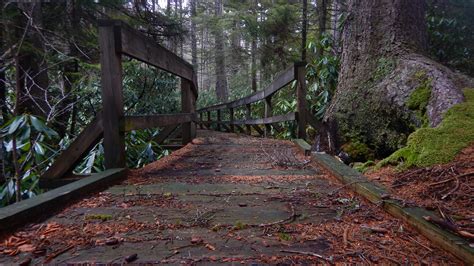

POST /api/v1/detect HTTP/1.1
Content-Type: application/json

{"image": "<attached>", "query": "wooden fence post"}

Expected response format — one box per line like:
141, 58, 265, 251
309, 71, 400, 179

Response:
264, 96, 272, 137
245, 104, 252, 135
216, 109, 222, 131
181, 78, 195, 144
199, 112, 203, 129
295, 62, 307, 139
229, 108, 234, 133
207, 111, 211, 129
99, 22, 125, 169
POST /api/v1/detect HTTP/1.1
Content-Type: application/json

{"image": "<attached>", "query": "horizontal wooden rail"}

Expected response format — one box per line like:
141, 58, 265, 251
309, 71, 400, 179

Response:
124, 113, 196, 131
200, 112, 297, 126
98, 20, 197, 97
197, 64, 296, 113
42, 114, 104, 180
233, 112, 297, 125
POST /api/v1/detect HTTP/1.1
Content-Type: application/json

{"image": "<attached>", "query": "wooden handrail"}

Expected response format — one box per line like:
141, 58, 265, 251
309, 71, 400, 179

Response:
196, 62, 308, 139
200, 112, 297, 125
197, 63, 297, 113
124, 113, 196, 131
98, 20, 198, 97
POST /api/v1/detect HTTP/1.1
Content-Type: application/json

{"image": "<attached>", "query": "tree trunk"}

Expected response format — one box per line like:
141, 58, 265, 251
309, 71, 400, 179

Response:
0, 5, 7, 121
213, 0, 228, 102
55, 1, 80, 137
322, 0, 467, 160
190, 0, 198, 72
251, 38, 257, 92
316, 0, 327, 59
250, 2, 258, 92
301, 0, 307, 61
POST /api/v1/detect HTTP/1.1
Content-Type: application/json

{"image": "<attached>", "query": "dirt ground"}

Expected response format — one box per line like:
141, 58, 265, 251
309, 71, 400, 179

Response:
0, 130, 463, 264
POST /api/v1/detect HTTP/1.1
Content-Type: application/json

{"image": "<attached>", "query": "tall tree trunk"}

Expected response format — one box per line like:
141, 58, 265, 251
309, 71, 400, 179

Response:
250, 1, 258, 92
322, 0, 467, 159
179, 0, 183, 57
0, 22, 7, 120
55, 0, 80, 137
301, 0, 307, 61
190, 0, 198, 72
230, 20, 241, 75
316, 0, 327, 59
251, 38, 257, 92
213, 0, 228, 102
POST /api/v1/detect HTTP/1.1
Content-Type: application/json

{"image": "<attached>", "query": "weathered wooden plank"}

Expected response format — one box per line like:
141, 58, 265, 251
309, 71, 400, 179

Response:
252, 125, 264, 136
295, 62, 307, 139
197, 64, 295, 112
42, 115, 103, 180
293, 139, 312, 156
245, 104, 251, 134
264, 96, 272, 137
116, 21, 195, 88
233, 112, 297, 125
312, 153, 474, 264
217, 109, 222, 131
199, 113, 204, 129
154, 124, 179, 145
203, 113, 296, 126
124, 114, 193, 131
235, 125, 246, 133
229, 108, 235, 132
99, 23, 126, 169
181, 79, 194, 144
1, 169, 125, 232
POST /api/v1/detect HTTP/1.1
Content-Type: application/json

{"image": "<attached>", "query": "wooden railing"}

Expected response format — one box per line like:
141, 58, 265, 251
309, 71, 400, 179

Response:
42, 20, 198, 180
197, 62, 309, 139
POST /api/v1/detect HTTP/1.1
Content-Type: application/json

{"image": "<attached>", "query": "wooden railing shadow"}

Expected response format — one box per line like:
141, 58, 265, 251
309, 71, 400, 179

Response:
197, 62, 310, 139
41, 20, 198, 182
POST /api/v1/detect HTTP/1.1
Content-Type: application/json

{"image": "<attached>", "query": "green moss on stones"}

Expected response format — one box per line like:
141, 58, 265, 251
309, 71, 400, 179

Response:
353, 160, 375, 173
407, 71, 432, 127
378, 89, 474, 169
342, 140, 374, 161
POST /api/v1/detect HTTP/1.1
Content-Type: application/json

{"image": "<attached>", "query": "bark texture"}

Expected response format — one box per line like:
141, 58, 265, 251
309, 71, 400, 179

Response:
323, 0, 468, 158
213, 0, 228, 102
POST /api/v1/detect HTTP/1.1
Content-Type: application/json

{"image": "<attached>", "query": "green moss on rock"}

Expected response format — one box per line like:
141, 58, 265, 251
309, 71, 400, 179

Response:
353, 160, 375, 173
407, 71, 432, 127
378, 89, 474, 169
342, 140, 374, 162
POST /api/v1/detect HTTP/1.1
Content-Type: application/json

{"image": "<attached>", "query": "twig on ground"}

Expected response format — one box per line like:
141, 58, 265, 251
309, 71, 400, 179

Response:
441, 176, 460, 199
44, 244, 74, 263
429, 171, 474, 187
280, 249, 333, 263
423, 216, 474, 239
343, 226, 349, 248
407, 236, 433, 252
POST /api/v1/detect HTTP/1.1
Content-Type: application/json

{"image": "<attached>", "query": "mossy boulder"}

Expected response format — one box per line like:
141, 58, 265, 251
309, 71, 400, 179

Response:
341, 140, 374, 162
378, 89, 474, 169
